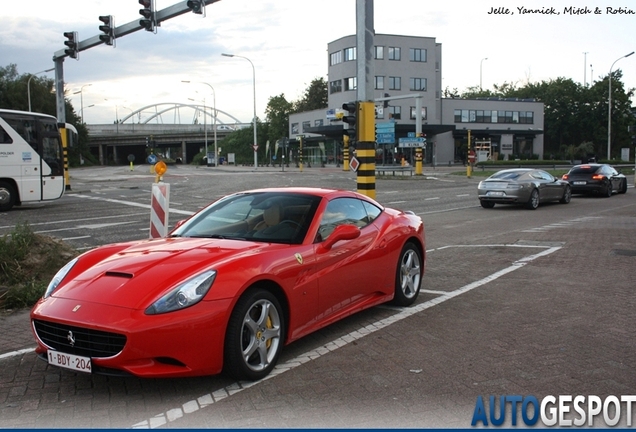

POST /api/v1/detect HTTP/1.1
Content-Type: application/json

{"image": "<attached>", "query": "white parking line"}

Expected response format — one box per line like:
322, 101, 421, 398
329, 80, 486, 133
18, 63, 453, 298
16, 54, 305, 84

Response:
131, 243, 562, 429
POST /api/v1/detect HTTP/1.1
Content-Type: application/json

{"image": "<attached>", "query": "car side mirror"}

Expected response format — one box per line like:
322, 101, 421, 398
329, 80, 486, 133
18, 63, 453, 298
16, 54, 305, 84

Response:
318, 224, 361, 251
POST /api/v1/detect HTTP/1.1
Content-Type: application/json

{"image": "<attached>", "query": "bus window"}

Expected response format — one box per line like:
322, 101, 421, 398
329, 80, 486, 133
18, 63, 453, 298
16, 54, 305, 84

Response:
0, 124, 12, 144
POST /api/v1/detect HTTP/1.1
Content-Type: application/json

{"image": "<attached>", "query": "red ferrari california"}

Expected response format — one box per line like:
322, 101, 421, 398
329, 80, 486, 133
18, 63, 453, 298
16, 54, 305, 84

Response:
31, 187, 425, 381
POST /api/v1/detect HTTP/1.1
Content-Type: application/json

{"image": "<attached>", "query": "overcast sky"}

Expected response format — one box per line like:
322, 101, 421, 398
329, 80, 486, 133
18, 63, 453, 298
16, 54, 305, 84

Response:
2, 0, 635, 125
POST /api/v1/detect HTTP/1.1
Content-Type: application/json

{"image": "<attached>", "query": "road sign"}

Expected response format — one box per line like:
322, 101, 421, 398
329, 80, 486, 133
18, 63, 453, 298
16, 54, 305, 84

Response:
349, 156, 359, 172
398, 137, 426, 148
147, 154, 158, 164
376, 121, 395, 144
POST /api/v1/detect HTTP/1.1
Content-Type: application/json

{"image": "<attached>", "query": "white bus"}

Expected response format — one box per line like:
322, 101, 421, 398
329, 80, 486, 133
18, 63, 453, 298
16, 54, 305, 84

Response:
0, 109, 66, 211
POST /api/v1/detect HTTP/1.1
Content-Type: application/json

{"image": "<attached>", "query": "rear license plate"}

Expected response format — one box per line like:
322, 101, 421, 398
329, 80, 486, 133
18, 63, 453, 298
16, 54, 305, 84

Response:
487, 191, 505, 197
573, 181, 586, 185
47, 350, 92, 373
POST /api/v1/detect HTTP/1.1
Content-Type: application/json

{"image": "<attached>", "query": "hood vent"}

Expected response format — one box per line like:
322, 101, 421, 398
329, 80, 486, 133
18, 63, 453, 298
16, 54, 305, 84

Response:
104, 271, 134, 279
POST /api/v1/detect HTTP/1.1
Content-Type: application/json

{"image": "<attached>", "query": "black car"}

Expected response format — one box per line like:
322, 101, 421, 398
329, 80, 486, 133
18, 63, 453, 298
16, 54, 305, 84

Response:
562, 164, 628, 197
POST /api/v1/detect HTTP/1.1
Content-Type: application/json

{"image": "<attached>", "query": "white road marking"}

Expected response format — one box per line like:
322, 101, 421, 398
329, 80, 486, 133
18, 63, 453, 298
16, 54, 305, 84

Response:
72, 194, 195, 216
131, 243, 562, 429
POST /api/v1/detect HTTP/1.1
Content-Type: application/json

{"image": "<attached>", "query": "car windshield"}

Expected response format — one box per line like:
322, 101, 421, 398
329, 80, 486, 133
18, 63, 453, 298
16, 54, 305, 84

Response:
170, 192, 321, 244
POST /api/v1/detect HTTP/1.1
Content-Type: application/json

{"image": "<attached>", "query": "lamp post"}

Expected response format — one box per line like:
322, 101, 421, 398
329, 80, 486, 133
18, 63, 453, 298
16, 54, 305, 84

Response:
79, 104, 95, 122
480, 58, 488, 91
222, 53, 257, 169
607, 51, 634, 161
27, 68, 54, 112
74, 84, 92, 124
183, 81, 217, 167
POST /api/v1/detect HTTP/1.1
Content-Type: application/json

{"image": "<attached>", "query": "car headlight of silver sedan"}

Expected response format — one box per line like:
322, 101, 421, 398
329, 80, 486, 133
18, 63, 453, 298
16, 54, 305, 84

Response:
145, 270, 216, 315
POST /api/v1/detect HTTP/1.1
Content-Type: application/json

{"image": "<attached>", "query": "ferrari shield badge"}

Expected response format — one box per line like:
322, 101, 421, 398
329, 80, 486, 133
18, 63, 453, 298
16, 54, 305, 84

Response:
295, 253, 303, 265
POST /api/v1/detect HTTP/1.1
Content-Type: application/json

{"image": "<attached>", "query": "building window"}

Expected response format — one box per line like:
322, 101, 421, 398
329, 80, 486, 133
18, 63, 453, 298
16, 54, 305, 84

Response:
291, 123, 299, 134
453, 108, 536, 124
344, 77, 357, 91
409, 48, 427, 62
388, 47, 401, 61
330, 51, 342, 66
410, 106, 427, 120
344, 47, 356, 61
389, 76, 401, 90
388, 106, 401, 120
330, 79, 342, 94
375, 76, 384, 90
409, 78, 427, 91
314, 119, 324, 127
374, 46, 384, 59
302, 121, 311, 131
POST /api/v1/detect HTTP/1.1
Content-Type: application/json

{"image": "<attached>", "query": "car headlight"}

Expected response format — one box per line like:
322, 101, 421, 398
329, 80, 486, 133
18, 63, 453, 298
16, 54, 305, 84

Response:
145, 270, 216, 315
44, 257, 79, 298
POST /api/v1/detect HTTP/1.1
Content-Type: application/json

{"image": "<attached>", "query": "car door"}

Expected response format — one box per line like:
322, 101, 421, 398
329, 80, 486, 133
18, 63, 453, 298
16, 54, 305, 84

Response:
607, 166, 622, 192
539, 170, 562, 200
312, 197, 384, 323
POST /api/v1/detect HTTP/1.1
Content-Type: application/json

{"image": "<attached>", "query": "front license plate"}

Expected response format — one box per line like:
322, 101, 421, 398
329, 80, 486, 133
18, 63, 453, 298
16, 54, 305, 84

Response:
487, 191, 505, 197
573, 181, 586, 185
47, 350, 92, 373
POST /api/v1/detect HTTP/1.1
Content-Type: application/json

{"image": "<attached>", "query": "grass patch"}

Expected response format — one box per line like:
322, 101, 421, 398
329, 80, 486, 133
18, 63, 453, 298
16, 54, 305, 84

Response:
0, 222, 79, 310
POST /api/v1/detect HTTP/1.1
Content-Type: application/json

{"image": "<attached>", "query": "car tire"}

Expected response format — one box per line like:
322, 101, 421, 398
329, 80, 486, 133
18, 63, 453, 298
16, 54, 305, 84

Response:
480, 201, 495, 209
525, 189, 539, 210
619, 179, 627, 194
560, 186, 572, 204
0, 181, 17, 212
224, 288, 285, 381
390, 242, 422, 307
604, 181, 612, 198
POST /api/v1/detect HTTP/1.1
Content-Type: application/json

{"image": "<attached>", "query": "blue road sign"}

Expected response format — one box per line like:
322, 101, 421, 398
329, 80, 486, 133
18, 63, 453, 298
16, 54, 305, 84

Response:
398, 137, 426, 148
147, 154, 158, 164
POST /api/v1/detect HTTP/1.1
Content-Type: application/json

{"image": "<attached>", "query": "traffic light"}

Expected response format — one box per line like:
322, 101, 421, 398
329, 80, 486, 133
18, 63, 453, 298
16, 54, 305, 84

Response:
98, 15, 115, 46
139, 0, 156, 32
63, 31, 79, 59
342, 102, 358, 139
187, 0, 204, 14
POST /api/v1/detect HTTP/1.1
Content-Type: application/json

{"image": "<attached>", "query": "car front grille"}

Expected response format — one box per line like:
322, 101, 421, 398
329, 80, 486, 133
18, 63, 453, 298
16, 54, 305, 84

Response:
33, 319, 127, 358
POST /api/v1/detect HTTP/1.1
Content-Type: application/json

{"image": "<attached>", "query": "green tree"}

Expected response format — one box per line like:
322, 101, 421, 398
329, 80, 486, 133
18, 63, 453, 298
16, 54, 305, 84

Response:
293, 77, 328, 113
265, 94, 293, 144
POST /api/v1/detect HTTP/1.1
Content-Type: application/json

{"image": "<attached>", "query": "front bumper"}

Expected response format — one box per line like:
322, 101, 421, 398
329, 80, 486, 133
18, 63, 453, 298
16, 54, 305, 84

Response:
31, 296, 232, 378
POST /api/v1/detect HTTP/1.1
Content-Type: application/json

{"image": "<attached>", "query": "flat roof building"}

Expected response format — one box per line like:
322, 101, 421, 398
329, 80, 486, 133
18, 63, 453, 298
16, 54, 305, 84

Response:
289, 33, 544, 166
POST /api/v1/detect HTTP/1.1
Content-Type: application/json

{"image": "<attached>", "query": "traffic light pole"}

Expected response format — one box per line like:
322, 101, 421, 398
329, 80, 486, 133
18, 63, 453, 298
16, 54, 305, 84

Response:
51, 0, 221, 167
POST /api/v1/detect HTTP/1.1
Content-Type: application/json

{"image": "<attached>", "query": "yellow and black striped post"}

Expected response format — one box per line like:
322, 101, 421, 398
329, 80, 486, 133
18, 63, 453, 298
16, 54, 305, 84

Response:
356, 101, 376, 199
415, 146, 423, 175
342, 135, 350, 171
59, 125, 71, 190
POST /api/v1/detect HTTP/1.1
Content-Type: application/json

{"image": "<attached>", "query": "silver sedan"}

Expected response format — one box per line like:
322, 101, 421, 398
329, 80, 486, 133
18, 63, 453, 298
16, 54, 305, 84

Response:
478, 168, 572, 210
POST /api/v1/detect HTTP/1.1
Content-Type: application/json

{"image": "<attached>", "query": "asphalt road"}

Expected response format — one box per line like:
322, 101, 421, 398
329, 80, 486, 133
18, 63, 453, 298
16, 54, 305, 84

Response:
1, 164, 635, 428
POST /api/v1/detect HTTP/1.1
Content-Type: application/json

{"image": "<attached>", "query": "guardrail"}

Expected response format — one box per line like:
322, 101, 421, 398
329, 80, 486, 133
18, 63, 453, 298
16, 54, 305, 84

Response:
376, 165, 415, 176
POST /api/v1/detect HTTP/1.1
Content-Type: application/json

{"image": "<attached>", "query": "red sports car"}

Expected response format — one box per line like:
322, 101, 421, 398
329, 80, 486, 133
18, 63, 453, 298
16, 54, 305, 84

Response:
31, 187, 425, 380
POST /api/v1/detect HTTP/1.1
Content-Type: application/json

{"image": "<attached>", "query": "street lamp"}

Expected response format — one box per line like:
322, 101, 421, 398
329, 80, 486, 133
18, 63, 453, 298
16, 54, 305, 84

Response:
480, 58, 488, 91
607, 51, 634, 161
74, 83, 92, 124
183, 81, 217, 167
222, 53, 257, 169
79, 104, 95, 122
27, 68, 54, 112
